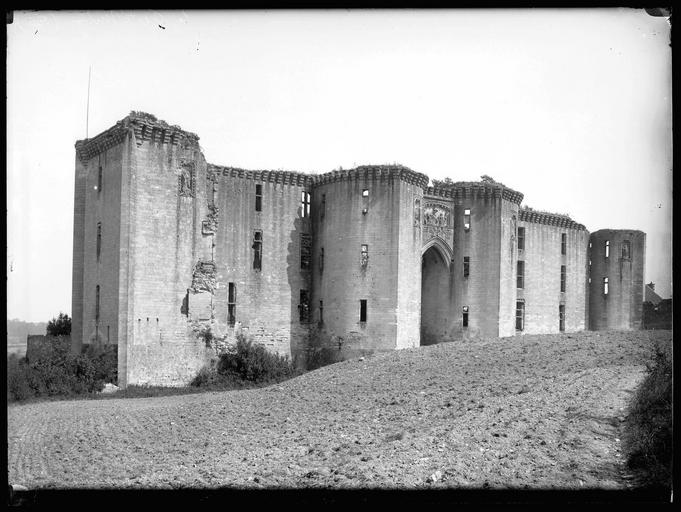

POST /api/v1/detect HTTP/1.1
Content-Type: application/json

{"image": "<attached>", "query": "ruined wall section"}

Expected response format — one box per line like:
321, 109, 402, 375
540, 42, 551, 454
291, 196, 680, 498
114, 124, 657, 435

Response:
310, 166, 427, 357
518, 209, 588, 334
209, 166, 313, 363
589, 229, 645, 330
498, 197, 522, 337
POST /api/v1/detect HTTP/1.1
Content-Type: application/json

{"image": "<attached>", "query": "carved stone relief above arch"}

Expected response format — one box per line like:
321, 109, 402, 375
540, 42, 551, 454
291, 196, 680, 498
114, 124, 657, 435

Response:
422, 202, 453, 253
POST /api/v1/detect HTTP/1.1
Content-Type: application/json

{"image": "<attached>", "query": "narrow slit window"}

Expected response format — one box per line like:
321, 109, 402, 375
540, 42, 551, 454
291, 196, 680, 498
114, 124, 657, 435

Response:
359, 299, 367, 323
319, 300, 324, 324
301, 191, 311, 218
603, 277, 609, 295
605, 240, 610, 258
252, 231, 262, 271
464, 209, 471, 230
96, 222, 102, 261
515, 301, 525, 331
300, 234, 311, 270
559, 304, 565, 332
462, 306, 469, 328
321, 193, 326, 219
561, 233, 567, 255
518, 227, 525, 251
560, 265, 566, 293
517, 261, 525, 289
107, 325, 110, 343
361, 244, 368, 267
463, 256, 470, 278
95, 285, 100, 321
97, 166, 103, 193
299, 290, 310, 323
255, 184, 262, 212
228, 282, 236, 326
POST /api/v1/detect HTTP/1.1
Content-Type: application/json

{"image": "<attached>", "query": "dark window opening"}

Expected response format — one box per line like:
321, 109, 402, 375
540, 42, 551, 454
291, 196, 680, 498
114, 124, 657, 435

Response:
518, 227, 525, 251
319, 300, 324, 324
301, 191, 311, 218
107, 325, 110, 343
561, 233, 567, 255
462, 306, 469, 328
228, 282, 236, 326
98, 166, 103, 193
95, 285, 100, 321
517, 261, 525, 289
299, 290, 310, 323
301, 234, 311, 270
321, 194, 326, 219
516, 301, 525, 331
560, 265, 566, 293
252, 231, 262, 270
360, 299, 367, 323
319, 248, 324, 274
255, 184, 262, 212
361, 244, 368, 267
559, 304, 565, 332
96, 222, 102, 261
605, 240, 610, 258
621, 240, 631, 259
463, 256, 470, 278
603, 277, 609, 295
464, 208, 471, 230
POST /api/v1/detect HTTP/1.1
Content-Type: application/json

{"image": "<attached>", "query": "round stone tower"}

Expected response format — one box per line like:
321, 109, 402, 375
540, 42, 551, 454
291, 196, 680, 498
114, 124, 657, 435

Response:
588, 229, 646, 330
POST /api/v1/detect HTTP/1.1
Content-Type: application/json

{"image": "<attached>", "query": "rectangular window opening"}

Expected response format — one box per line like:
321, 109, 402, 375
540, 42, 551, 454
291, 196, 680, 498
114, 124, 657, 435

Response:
252, 231, 262, 271
518, 227, 525, 251
621, 240, 631, 259
255, 184, 262, 212
301, 191, 311, 218
96, 222, 102, 261
299, 290, 310, 323
515, 301, 525, 331
517, 261, 525, 289
362, 189, 369, 197
360, 299, 367, 323
463, 256, 470, 278
559, 304, 565, 332
462, 306, 469, 328
228, 282, 237, 326
361, 244, 369, 267
560, 265, 566, 293
605, 240, 610, 258
464, 208, 471, 230
603, 277, 609, 295
561, 233, 567, 255
319, 300, 324, 324
95, 285, 100, 321
300, 234, 311, 270
97, 166, 103, 193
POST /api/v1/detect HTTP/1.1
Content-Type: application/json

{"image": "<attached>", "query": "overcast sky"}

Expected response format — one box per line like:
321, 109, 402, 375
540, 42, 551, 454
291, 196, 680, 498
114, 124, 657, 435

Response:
7, 9, 672, 322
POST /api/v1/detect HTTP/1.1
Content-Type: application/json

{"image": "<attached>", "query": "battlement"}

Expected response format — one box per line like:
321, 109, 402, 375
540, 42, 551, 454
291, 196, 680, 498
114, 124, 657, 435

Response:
425, 181, 524, 205
208, 164, 315, 187
314, 164, 429, 190
519, 206, 586, 230
75, 111, 200, 162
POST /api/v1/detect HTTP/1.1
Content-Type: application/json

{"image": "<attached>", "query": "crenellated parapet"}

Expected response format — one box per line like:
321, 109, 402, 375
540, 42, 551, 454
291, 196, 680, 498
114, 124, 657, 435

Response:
75, 111, 200, 162
314, 165, 429, 190
520, 206, 586, 230
208, 164, 315, 187
425, 181, 524, 205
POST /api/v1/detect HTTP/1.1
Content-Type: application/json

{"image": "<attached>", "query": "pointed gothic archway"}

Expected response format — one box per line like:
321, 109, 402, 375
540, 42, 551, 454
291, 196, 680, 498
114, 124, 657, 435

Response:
420, 241, 451, 346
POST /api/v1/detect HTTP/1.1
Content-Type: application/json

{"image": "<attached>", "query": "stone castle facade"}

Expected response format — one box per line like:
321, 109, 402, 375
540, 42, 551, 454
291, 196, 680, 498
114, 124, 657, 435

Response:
72, 112, 646, 388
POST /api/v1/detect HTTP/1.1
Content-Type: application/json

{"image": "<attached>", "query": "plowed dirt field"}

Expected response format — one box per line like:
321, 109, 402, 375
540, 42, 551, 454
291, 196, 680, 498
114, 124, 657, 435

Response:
7, 330, 670, 490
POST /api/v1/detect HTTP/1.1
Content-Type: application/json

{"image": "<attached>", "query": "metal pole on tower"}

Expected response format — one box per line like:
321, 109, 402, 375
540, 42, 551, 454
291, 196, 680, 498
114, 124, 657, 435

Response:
86, 66, 91, 139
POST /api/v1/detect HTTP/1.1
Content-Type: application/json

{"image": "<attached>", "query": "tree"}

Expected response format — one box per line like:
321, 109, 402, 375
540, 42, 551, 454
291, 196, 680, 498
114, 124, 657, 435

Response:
47, 312, 71, 336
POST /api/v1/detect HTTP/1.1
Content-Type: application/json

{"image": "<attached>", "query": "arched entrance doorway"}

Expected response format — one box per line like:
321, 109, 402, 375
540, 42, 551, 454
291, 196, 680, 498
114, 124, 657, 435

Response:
420, 242, 451, 346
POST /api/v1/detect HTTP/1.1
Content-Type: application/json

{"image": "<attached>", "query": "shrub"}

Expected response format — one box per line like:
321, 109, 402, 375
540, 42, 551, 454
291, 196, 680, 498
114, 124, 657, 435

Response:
622, 340, 672, 489
7, 355, 34, 402
217, 334, 300, 384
